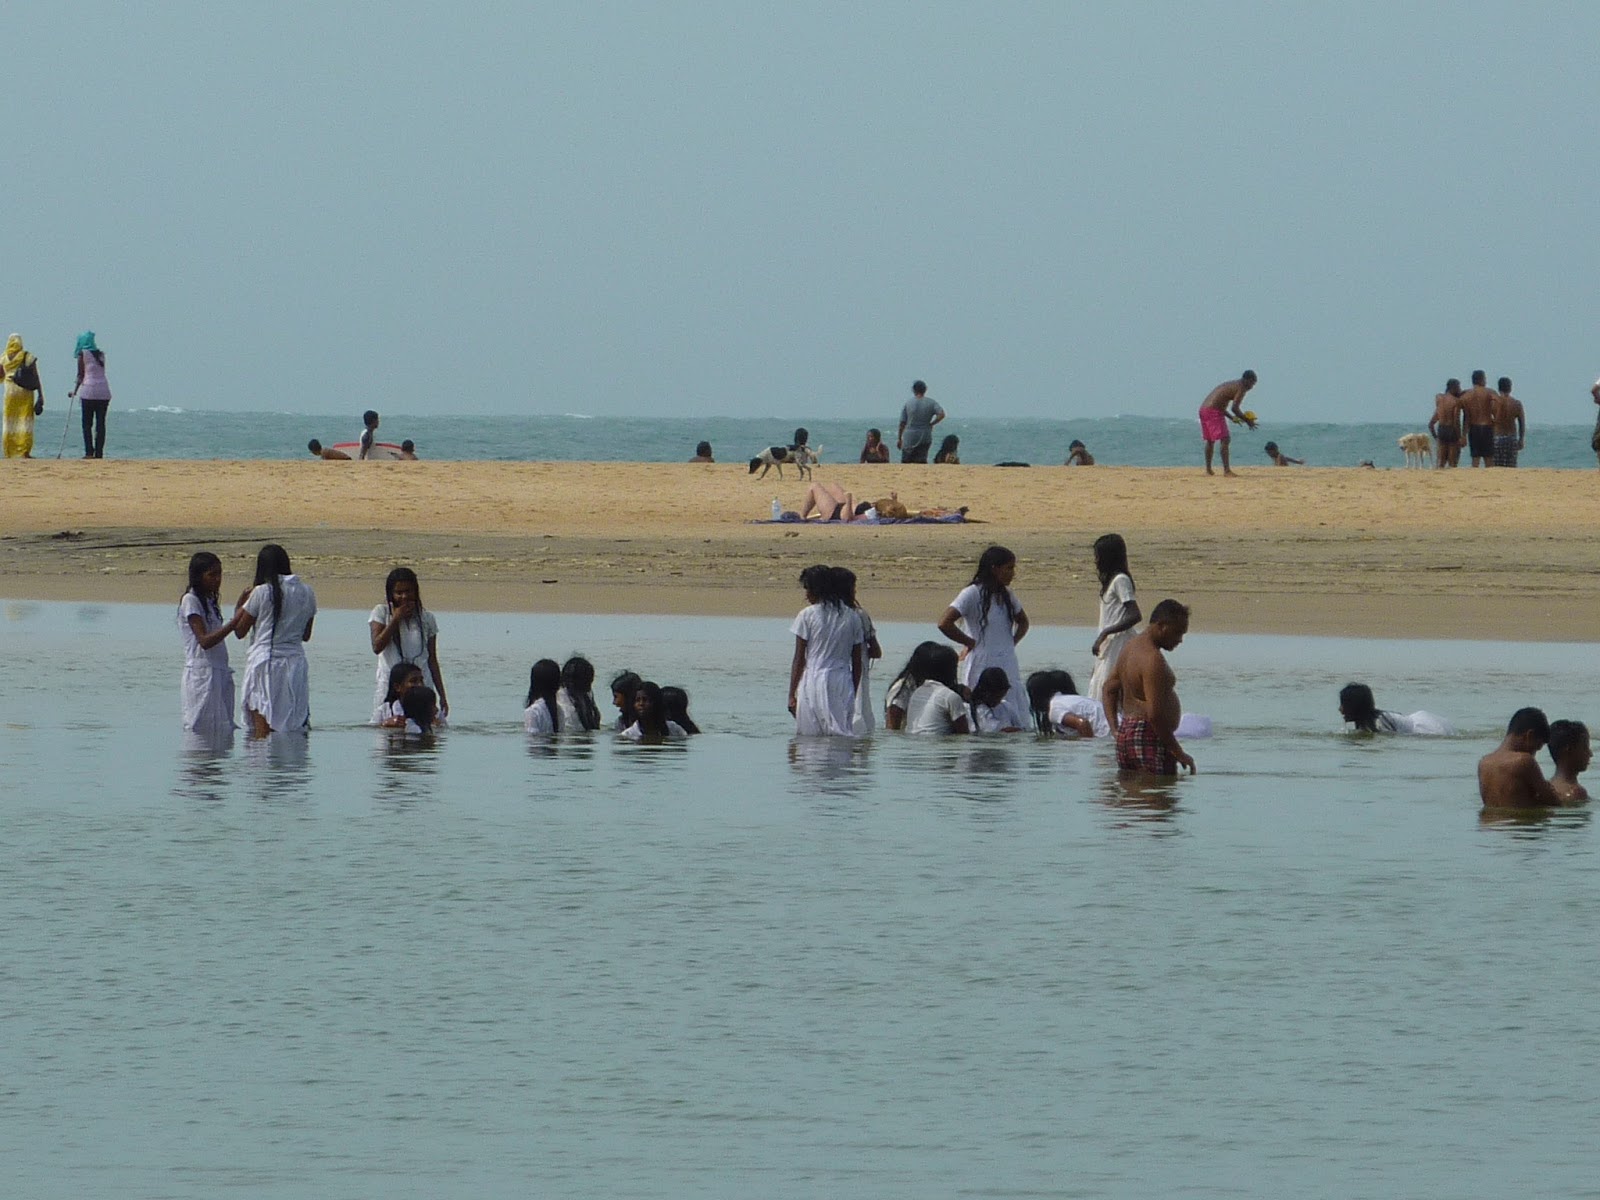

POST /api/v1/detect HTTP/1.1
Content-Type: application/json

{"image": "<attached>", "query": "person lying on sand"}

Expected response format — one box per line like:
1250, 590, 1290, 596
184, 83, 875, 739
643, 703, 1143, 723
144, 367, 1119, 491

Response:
796, 480, 857, 522
307, 439, 351, 460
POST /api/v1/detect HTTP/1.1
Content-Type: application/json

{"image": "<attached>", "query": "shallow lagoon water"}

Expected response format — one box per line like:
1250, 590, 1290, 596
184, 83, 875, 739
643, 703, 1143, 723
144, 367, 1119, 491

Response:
4, 602, 1599, 1198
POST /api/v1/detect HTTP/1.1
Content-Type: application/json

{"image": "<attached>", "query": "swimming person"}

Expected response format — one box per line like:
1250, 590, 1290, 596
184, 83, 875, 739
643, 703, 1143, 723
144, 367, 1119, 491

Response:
1337, 683, 1455, 735
1547, 720, 1591, 804
1198, 370, 1257, 477
69, 331, 112, 458
660, 686, 700, 734
609, 670, 642, 731
233, 543, 317, 736
524, 658, 563, 734
1025, 669, 1110, 739
835, 566, 881, 734
901, 644, 969, 734
937, 545, 1030, 730
1478, 708, 1557, 808
178, 551, 241, 735
369, 567, 448, 723
621, 681, 688, 741
558, 656, 603, 731
375, 661, 425, 727
969, 667, 1021, 732
788, 564, 864, 736
1104, 598, 1195, 776
1087, 533, 1140, 709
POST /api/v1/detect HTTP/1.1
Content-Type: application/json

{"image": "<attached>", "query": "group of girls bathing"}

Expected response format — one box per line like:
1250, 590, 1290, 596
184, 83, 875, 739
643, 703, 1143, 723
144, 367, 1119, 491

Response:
524, 663, 699, 741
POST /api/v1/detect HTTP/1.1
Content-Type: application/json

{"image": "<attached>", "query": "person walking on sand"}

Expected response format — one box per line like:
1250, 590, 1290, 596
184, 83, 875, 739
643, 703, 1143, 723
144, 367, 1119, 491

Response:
1478, 707, 1557, 808
1198, 370, 1256, 476
1103, 599, 1195, 776
1460, 370, 1497, 467
897, 380, 946, 463
2, 333, 45, 458
69, 331, 112, 459
1491, 376, 1525, 467
1430, 379, 1464, 468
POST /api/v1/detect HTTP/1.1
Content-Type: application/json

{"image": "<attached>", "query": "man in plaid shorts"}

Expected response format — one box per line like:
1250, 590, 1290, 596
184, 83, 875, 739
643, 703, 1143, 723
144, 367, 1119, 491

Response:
1103, 599, 1196, 777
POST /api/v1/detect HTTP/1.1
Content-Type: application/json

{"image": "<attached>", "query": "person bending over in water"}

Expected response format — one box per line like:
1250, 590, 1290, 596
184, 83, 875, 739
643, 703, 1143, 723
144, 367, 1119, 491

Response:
1338, 683, 1454, 735
1547, 719, 1590, 805
1103, 598, 1195, 775
969, 667, 1023, 732
1026, 669, 1110, 738
308, 439, 351, 460
1478, 707, 1557, 808
796, 480, 857, 522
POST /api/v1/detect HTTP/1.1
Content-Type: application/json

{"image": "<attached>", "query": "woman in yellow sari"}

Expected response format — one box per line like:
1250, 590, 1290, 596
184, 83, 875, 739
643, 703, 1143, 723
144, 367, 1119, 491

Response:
2, 333, 45, 458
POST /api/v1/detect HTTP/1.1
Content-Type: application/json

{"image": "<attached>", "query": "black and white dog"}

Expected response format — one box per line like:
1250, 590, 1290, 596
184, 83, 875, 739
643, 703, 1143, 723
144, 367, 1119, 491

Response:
748, 444, 820, 480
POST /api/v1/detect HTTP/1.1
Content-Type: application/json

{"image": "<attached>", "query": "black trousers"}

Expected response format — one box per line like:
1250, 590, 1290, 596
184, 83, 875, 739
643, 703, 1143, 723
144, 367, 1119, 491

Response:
81, 398, 109, 457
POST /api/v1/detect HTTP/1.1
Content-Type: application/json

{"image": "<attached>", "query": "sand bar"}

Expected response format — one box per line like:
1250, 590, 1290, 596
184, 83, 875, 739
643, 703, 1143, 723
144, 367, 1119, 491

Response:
3, 459, 1599, 642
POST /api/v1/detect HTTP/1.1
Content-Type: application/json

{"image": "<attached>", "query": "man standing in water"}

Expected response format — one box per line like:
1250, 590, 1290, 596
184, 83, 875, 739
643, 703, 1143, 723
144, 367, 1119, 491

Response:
1491, 377, 1525, 467
1460, 370, 1498, 467
1478, 708, 1557, 808
1103, 598, 1196, 776
1430, 379, 1465, 468
1198, 370, 1257, 476
896, 381, 946, 464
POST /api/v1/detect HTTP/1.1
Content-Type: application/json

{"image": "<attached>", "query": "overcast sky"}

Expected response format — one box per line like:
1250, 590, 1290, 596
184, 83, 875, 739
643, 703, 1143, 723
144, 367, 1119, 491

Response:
12, 1, 1598, 421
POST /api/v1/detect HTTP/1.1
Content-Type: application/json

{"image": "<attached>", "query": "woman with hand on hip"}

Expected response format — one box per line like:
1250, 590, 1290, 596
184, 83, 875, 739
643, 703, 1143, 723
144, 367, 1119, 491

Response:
70, 331, 112, 459
937, 545, 1030, 730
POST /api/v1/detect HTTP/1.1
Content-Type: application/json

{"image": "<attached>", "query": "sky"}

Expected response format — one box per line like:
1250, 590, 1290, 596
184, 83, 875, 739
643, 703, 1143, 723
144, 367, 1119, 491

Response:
11, 1, 1600, 422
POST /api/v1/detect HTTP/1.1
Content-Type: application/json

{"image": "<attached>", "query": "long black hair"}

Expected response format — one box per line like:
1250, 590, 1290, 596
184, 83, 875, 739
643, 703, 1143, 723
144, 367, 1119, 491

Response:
661, 686, 700, 735
401, 686, 438, 734
561, 656, 602, 731
633, 681, 670, 737
968, 545, 1018, 638
1026, 669, 1078, 735
799, 564, 847, 609
184, 551, 223, 623
1339, 682, 1381, 733
525, 658, 563, 732
252, 543, 292, 630
969, 666, 1010, 728
1092, 533, 1132, 597
384, 661, 424, 706
383, 566, 430, 663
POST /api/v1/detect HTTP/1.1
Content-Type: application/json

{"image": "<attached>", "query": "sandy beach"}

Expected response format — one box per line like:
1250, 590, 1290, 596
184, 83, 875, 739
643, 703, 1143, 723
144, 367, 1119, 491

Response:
3, 459, 1599, 641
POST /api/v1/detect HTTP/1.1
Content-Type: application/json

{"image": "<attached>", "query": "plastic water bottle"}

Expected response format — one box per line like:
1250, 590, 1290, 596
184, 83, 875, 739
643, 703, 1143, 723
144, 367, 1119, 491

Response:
771, 497, 782, 520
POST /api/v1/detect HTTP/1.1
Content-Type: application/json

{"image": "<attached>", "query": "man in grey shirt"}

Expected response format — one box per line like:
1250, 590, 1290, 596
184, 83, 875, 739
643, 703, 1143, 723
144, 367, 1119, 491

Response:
897, 380, 946, 463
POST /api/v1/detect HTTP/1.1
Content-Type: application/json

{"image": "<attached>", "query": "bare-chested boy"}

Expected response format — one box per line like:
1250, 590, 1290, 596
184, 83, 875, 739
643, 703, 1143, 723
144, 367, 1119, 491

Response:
1547, 719, 1590, 805
1491, 376, 1525, 467
1429, 379, 1464, 468
1198, 370, 1257, 477
1478, 707, 1557, 809
1103, 598, 1196, 776
1460, 370, 1498, 467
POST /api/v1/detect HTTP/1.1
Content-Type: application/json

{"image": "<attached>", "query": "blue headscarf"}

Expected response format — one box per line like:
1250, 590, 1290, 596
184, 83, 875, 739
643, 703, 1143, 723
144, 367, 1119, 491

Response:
74, 331, 98, 359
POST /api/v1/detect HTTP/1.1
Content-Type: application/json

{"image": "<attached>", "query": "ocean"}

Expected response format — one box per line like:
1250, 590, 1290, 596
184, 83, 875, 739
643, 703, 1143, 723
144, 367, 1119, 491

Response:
5, 600, 1600, 1197
46, 407, 1600, 469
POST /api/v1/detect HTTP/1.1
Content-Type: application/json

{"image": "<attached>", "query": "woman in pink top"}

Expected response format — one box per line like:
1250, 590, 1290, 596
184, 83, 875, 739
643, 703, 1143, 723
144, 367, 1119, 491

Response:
69, 331, 112, 459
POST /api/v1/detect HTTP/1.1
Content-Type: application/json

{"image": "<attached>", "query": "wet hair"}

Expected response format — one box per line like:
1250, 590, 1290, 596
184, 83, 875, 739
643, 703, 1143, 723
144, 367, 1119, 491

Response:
1264, 441, 1280, 455
660, 686, 700, 735
401, 439, 416, 453
934, 434, 960, 463
401, 686, 438, 733
912, 381, 927, 395
383, 566, 429, 663
969, 666, 1010, 726
561, 656, 602, 731
384, 660, 424, 706
792, 427, 809, 448
888, 640, 943, 700
799, 563, 847, 608
695, 440, 712, 457
1548, 719, 1588, 764
968, 546, 1019, 638
363, 409, 380, 427
1068, 439, 1084, 450
632, 681, 670, 737
1148, 598, 1190, 627
867, 427, 882, 440
917, 644, 960, 692
1339, 682, 1380, 733
610, 670, 642, 724
525, 658, 563, 732
252, 543, 292, 630
1092, 533, 1132, 597
307, 439, 323, 454
1446, 378, 1462, 395
1241, 369, 1257, 383
1471, 370, 1486, 386
184, 551, 224, 622
1507, 707, 1550, 740
1497, 377, 1512, 394
831, 565, 859, 607
1026, 669, 1079, 734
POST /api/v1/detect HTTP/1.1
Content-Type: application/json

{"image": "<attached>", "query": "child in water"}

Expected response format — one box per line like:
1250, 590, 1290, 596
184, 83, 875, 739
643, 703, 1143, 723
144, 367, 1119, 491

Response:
1547, 720, 1591, 804
375, 661, 425, 727
178, 551, 241, 734
558, 656, 603, 731
970, 667, 1023, 732
1263, 441, 1304, 466
524, 659, 564, 734
400, 686, 439, 735
621, 681, 689, 741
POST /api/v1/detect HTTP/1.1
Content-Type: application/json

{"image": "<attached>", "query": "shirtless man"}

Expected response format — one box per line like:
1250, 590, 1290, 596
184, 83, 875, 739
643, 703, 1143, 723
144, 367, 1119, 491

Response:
1478, 707, 1557, 808
1198, 371, 1257, 477
1546, 719, 1590, 805
1429, 379, 1464, 468
1103, 598, 1196, 776
1459, 370, 1498, 467
1491, 377, 1525, 467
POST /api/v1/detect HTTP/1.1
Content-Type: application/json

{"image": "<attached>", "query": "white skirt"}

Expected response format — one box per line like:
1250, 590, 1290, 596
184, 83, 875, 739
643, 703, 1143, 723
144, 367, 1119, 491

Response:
795, 666, 858, 737
181, 664, 236, 734
241, 651, 311, 732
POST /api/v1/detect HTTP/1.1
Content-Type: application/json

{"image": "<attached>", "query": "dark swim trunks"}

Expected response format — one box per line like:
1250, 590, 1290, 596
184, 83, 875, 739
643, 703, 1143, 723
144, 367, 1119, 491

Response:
1435, 425, 1460, 445
1468, 424, 1494, 460
1493, 435, 1519, 467
901, 443, 930, 464
1115, 717, 1177, 775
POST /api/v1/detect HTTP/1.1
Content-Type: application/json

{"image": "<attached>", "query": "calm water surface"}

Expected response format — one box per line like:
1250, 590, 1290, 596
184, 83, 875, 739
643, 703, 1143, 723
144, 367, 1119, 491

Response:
4, 603, 1598, 1198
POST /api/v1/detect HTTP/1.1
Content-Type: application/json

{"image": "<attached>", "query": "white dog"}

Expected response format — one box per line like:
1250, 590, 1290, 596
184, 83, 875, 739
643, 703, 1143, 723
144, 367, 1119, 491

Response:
748, 444, 820, 480
1398, 433, 1433, 468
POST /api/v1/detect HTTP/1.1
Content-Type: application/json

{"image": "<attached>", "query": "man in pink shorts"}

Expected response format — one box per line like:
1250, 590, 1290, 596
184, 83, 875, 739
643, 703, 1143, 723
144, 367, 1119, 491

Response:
1198, 370, 1258, 476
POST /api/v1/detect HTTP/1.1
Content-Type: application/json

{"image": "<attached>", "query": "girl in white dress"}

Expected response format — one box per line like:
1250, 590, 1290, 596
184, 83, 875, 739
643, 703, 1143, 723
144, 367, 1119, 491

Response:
902, 644, 970, 735
233, 543, 317, 736
969, 667, 1023, 732
524, 658, 564, 734
1026, 669, 1112, 739
177, 551, 240, 734
1087, 533, 1140, 709
621, 681, 689, 741
1339, 683, 1455, 736
937, 546, 1030, 730
836, 566, 882, 734
558, 656, 604, 732
370, 567, 448, 723
883, 641, 941, 730
788, 565, 865, 737
375, 662, 424, 727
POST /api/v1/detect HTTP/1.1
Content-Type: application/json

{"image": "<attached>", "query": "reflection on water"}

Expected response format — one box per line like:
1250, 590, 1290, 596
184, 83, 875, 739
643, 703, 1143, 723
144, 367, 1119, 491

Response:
1096, 772, 1183, 828
1479, 805, 1593, 837
242, 729, 310, 800
177, 729, 234, 804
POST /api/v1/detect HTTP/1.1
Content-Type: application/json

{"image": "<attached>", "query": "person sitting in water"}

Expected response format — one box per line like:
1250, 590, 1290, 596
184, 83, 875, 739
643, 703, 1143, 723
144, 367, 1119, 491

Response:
399, 439, 418, 460
969, 667, 1024, 732
933, 434, 961, 464
689, 440, 714, 463
1064, 439, 1094, 466
307, 439, 351, 460
1547, 719, 1590, 804
1338, 683, 1454, 735
1026, 669, 1111, 738
795, 480, 857, 522
1479, 707, 1558, 808
1263, 441, 1304, 465
860, 428, 890, 463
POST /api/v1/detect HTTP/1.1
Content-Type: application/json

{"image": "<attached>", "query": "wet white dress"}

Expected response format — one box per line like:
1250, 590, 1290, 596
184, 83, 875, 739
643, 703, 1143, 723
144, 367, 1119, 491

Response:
1088, 573, 1137, 707
178, 593, 236, 734
904, 681, 968, 734
369, 604, 441, 724
240, 574, 317, 732
949, 583, 1028, 730
524, 699, 558, 734
1047, 692, 1112, 738
851, 607, 877, 734
791, 602, 864, 736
